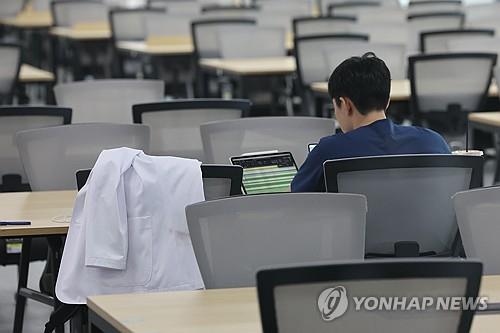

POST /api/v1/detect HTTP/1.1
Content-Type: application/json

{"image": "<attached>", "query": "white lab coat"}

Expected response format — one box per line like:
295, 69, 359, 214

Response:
56, 148, 205, 304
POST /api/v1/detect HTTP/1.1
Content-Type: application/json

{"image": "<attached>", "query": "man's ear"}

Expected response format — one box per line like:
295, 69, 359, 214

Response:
343, 97, 356, 116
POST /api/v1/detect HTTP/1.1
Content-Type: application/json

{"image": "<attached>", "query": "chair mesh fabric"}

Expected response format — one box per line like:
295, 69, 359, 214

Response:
218, 26, 286, 59
423, 31, 494, 54
145, 14, 193, 37
192, 20, 256, 59
111, 10, 167, 42
52, 1, 108, 27
200, 117, 335, 166
328, 3, 381, 17
201, 7, 260, 18
408, 3, 462, 15
32, 0, 50, 11
412, 56, 494, 113
453, 186, 500, 275
0, 46, 20, 98
335, 165, 473, 254
54, 80, 164, 124
273, 275, 467, 332
0, 114, 66, 184
140, 108, 242, 160
16, 123, 150, 191
186, 193, 367, 288
0, 0, 24, 18
351, 23, 409, 45
324, 42, 407, 79
293, 18, 356, 37
356, 7, 407, 23
296, 36, 369, 86
447, 37, 500, 55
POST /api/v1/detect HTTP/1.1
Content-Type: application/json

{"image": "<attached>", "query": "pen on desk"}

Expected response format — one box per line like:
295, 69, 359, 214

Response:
0, 221, 32, 226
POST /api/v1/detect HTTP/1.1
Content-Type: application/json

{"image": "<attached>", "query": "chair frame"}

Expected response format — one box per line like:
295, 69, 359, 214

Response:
200, 4, 260, 14
408, 52, 497, 118
78, 164, 243, 195
0, 106, 72, 123
420, 28, 495, 53
0, 43, 22, 105
324, 154, 483, 192
257, 259, 482, 333
292, 16, 356, 37
407, 11, 465, 25
132, 99, 252, 122
327, 1, 381, 16
409, 0, 462, 7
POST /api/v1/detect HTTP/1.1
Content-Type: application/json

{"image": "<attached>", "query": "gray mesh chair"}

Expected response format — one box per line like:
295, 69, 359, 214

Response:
420, 29, 495, 54
191, 18, 256, 59
132, 99, 250, 160
324, 42, 406, 79
51, 0, 108, 27
200, 4, 260, 18
186, 193, 367, 288
355, 7, 407, 23
200, 117, 335, 166
77, 164, 243, 199
54, 79, 164, 123
453, 186, 500, 275
294, 34, 369, 114
257, 260, 482, 333
16, 123, 150, 191
109, 8, 166, 42
408, 0, 463, 15
0, 107, 72, 192
351, 22, 409, 44
324, 154, 483, 257
0, 0, 24, 18
407, 12, 465, 52
0, 44, 21, 105
292, 16, 357, 38
447, 37, 500, 55
408, 53, 496, 136
217, 26, 287, 59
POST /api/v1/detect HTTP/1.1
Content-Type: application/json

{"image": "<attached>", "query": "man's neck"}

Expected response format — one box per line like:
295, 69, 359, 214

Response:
352, 110, 387, 130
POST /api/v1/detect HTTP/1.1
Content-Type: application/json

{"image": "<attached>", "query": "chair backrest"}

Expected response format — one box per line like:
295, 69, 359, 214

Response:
0, 107, 71, 187
110, 8, 166, 42
324, 42, 406, 79
16, 123, 150, 191
420, 29, 495, 53
292, 16, 357, 38
257, 260, 482, 333
324, 154, 483, 255
351, 22, 409, 45
408, 53, 496, 114
0, 44, 21, 105
200, 4, 260, 18
191, 18, 256, 59
31, 0, 51, 11
132, 99, 250, 160
186, 193, 367, 288
217, 26, 286, 59
147, 0, 201, 14
0, 0, 24, 18
408, 0, 462, 15
407, 12, 464, 52
145, 13, 193, 37
51, 0, 108, 27
77, 164, 243, 199
447, 37, 500, 56
54, 79, 164, 124
295, 34, 369, 87
453, 186, 500, 275
200, 117, 335, 166
355, 7, 407, 23
327, 1, 381, 17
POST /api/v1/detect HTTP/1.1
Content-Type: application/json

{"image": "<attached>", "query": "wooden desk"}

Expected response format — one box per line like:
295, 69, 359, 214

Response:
50, 26, 111, 41
19, 64, 55, 83
199, 56, 296, 76
0, 190, 76, 333
87, 276, 500, 333
0, 10, 52, 29
311, 80, 500, 102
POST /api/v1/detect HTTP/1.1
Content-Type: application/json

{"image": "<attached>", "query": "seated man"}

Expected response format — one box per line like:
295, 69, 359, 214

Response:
291, 53, 450, 192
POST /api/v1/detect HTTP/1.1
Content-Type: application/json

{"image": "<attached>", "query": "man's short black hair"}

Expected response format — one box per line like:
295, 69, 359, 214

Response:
328, 52, 391, 115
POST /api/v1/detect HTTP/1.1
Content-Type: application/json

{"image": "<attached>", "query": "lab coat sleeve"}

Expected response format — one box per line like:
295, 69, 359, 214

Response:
84, 158, 130, 270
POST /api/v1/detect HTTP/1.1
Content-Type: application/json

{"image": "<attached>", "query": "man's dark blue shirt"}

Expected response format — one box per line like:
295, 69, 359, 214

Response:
291, 119, 451, 192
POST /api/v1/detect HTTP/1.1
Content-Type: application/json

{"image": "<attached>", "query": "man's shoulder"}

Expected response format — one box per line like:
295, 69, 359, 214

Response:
395, 123, 445, 141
